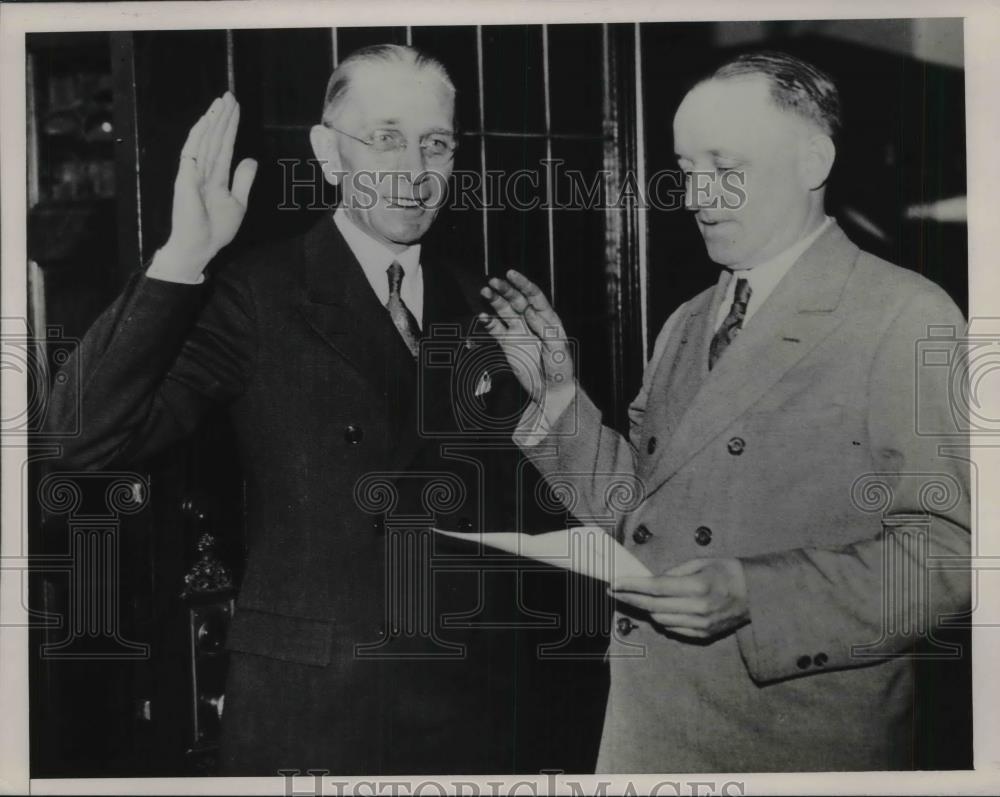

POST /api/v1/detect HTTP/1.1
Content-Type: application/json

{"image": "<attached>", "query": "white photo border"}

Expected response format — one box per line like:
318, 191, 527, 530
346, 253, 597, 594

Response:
2, 1, 998, 794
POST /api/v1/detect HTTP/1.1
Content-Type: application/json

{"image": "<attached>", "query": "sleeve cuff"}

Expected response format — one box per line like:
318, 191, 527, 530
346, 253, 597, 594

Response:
735, 550, 850, 684
513, 385, 576, 448
735, 552, 803, 683
145, 246, 208, 284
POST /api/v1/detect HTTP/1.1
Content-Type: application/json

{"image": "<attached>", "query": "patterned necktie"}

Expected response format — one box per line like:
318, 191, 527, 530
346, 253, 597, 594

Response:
386, 261, 421, 358
708, 276, 752, 370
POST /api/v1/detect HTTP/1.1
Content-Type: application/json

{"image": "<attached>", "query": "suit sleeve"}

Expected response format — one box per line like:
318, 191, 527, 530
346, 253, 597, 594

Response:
514, 306, 685, 525
46, 265, 257, 469
735, 286, 971, 683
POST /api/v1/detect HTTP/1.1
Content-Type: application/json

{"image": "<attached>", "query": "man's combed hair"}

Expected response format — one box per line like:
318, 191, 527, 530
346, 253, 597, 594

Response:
321, 43, 456, 124
712, 50, 842, 140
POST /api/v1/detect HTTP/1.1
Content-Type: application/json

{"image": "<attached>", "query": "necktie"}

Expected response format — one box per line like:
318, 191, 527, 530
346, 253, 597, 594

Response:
708, 276, 751, 370
386, 261, 421, 358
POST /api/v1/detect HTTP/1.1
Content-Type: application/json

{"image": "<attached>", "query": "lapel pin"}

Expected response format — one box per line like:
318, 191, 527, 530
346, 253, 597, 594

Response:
474, 370, 492, 397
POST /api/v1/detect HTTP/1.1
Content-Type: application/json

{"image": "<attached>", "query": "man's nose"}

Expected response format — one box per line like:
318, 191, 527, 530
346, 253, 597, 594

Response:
684, 177, 697, 211
397, 141, 428, 183
685, 172, 722, 212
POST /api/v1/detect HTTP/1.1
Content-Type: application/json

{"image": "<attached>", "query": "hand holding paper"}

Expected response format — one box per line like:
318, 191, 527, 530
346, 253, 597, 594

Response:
611, 557, 750, 639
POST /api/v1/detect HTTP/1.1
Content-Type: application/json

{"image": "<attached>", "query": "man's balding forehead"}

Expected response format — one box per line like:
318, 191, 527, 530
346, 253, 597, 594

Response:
707, 51, 841, 138
675, 75, 822, 140
321, 43, 455, 124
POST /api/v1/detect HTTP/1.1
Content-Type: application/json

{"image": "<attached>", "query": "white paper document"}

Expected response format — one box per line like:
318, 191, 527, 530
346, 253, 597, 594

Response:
432, 526, 652, 583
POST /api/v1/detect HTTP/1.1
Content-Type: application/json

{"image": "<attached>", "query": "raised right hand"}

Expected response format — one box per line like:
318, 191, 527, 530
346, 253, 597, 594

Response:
158, 92, 258, 277
479, 270, 576, 406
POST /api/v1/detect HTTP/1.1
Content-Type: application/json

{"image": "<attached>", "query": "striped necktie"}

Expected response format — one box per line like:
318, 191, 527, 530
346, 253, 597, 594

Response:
708, 276, 751, 370
386, 261, 421, 358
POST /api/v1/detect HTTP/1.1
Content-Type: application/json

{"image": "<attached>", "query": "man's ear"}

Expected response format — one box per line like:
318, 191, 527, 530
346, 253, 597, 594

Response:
800, 132, 836, 190
310, 124, 343, 186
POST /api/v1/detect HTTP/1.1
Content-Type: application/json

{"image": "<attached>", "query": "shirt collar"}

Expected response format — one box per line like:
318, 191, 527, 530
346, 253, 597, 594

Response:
333, 207, 421, 276
715, 216, 833, 328
738, 215, 833, 292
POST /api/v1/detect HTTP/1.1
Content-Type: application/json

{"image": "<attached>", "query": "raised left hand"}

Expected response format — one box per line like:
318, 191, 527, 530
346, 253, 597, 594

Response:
610, 558, 750, 640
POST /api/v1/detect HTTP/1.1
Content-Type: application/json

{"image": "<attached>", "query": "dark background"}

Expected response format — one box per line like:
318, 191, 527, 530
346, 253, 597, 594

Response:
26, 19, 970, 776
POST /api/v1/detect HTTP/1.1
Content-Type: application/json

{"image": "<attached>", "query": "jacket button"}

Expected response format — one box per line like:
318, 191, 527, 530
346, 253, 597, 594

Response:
726, 436, 746, 455
632, 524, 653, 544
694, 525, 713, 546
796, 654, 812, 670
814, 652, 828, 667
344, 425, 363, 444
616, 616, 638, 636
457, 517, 473, 532
647, 436, 657, 454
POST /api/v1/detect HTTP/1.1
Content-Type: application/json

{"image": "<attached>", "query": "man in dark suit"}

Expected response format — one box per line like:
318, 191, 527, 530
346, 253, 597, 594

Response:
48, 44, 567, 776
482, 51, 970, 771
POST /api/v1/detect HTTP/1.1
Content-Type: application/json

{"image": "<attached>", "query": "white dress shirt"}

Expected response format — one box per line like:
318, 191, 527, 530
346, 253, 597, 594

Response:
334, 207, 424, 329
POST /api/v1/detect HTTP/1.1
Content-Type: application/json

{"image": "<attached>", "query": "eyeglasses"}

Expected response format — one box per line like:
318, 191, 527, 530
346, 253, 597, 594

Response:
324, 123, 458, 164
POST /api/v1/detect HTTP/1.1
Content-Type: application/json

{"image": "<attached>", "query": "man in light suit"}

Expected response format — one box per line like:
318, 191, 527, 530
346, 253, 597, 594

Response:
47, 44, 579, 775
482, 51, 971, 771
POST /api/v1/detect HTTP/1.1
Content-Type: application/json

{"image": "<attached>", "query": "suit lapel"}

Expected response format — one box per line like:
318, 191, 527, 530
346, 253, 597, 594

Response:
639, 278, 725, 480
296, 215, 484, 474
296, 215, 416, 399
644, 223, 861, 496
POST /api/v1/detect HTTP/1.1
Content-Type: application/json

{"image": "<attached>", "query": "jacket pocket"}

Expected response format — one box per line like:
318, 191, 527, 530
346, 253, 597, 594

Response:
225, 607, 333, 667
